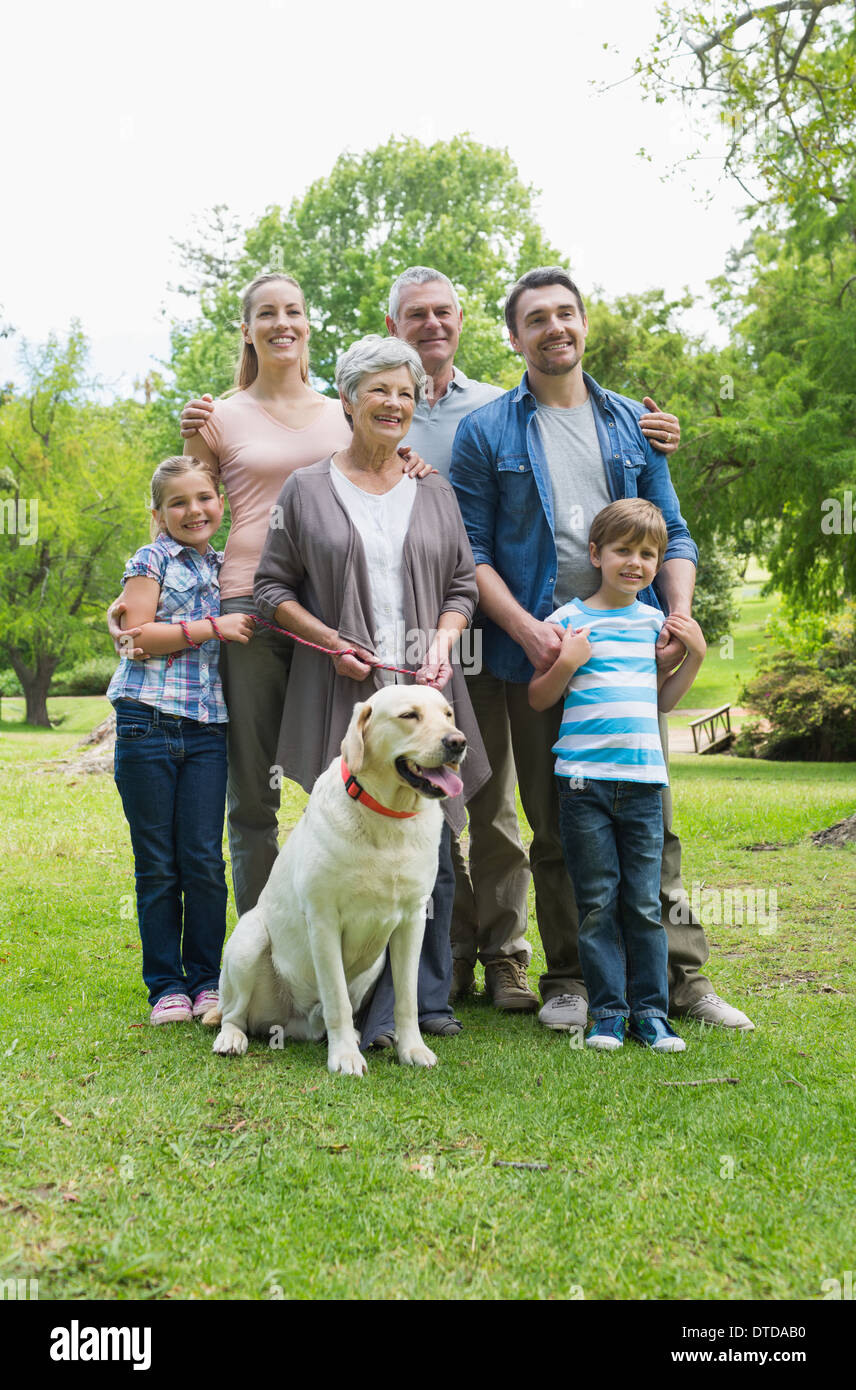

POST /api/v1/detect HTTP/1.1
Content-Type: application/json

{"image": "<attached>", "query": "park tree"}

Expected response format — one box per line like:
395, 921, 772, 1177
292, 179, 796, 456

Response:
680, 215, 856, 609
0, 326, 151, 725
168, 136, 565, 399
692, 541, 741, 644
627, 2, 856, 612
582, 286, 744, 444
634, 1, 855, 218
171, 204, 244, 301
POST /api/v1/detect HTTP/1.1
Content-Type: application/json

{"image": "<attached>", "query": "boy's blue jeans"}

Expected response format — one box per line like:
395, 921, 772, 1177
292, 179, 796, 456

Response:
113, 699, 228, 1006
556, 776, 667, 1021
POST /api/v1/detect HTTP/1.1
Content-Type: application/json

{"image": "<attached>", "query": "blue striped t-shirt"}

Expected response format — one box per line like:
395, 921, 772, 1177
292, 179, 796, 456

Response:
548, 597, 668, 786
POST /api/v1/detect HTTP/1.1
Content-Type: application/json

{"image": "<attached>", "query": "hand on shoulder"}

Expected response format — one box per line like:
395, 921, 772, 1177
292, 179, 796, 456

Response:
180, 393, 215, 439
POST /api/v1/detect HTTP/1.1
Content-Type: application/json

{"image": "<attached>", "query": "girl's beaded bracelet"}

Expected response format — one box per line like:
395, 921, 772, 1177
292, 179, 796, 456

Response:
166, 618, 230, 668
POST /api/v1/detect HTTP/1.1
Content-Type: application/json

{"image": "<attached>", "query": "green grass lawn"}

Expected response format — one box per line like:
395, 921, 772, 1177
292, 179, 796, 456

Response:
0, 703, 854, 1301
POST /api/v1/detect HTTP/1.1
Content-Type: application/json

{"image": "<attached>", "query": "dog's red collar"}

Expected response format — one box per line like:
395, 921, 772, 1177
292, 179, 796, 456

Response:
340, 758, 419, 819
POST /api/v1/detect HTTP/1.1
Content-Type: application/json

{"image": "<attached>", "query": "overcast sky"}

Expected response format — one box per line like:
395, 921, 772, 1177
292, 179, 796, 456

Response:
1, 0, 748, 397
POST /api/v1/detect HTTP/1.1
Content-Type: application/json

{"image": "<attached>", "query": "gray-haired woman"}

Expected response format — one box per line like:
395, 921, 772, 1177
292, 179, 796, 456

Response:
254, 334, 490, 1047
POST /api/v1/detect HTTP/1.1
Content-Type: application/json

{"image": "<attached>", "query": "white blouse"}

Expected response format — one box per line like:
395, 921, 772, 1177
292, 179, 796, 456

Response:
330, 462, 417, 683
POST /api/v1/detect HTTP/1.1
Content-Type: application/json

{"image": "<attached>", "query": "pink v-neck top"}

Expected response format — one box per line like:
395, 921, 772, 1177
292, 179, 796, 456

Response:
198, 390, 351, 600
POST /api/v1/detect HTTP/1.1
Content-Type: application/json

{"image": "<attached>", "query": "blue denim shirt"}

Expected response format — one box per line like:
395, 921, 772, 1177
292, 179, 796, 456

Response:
449, 370, 698, 683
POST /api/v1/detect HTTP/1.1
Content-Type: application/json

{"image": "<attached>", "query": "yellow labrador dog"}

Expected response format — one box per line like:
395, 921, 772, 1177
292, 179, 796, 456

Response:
206, 684, 466, 1075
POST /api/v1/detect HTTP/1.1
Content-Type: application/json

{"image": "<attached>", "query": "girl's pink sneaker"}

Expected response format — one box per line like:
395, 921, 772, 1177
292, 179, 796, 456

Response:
150, 994, 192, 1024
192, 989, 219, 1020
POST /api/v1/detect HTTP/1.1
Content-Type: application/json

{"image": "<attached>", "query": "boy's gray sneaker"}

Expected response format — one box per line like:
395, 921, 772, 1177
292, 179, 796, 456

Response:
683, 992, 755, 1031
538, 994, 588, 1030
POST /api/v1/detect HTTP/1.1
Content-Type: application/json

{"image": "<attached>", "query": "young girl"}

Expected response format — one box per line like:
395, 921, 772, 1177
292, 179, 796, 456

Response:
107, 457, 255, 1024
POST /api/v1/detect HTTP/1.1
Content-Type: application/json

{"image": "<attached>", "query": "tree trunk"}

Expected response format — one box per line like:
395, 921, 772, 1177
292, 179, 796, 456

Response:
8, 650, 59, 727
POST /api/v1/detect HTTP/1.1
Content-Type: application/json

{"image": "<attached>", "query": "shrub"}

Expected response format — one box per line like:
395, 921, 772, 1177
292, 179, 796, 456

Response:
736, 604, 856, 760
0, 668, 23, 698
51, 657, 117, 697
692, 541, 740, 646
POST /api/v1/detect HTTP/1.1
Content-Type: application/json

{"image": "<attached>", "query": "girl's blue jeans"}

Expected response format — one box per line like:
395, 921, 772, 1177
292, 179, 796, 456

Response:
113, 698, 228, 1006
556, 776, 667, 1021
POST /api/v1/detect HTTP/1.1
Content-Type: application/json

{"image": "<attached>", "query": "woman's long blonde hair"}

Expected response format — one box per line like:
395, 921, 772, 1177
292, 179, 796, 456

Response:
235, 272, 310, 389
149, 455, 220, 541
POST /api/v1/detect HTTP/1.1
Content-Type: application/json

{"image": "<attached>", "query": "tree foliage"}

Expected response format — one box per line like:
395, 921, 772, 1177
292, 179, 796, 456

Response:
171, 204, 243, 301
0, 327, 151, 724
628, 3, 856, 613
690, 541, 741, 643
635, 1, 856, 217
693, 212, 856, 608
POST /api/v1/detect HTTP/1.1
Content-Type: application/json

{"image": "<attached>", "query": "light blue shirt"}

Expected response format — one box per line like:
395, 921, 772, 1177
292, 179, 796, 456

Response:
402, 367, 503, 478
548, 597, 668, 785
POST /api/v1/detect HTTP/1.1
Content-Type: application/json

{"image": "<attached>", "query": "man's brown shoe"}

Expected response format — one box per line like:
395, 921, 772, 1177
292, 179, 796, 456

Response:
450, 958, 477, 1003
484, 958, 539, 1012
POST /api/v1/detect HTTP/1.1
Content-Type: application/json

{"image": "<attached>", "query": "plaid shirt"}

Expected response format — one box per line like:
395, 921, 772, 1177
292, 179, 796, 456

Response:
107, 533, 229, 723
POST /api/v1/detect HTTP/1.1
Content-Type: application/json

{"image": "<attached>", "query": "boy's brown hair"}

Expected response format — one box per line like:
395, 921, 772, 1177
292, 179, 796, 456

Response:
588, 498, 668, 566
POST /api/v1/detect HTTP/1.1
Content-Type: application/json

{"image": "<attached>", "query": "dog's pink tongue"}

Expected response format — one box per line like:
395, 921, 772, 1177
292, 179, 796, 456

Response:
422, 764, 464, 797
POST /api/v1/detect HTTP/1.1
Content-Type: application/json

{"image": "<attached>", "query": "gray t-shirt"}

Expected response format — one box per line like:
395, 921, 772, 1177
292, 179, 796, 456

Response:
535, 397, 612, 605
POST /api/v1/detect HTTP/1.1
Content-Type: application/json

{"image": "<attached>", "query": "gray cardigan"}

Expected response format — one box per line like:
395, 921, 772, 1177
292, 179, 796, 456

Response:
253, 458, 490, 833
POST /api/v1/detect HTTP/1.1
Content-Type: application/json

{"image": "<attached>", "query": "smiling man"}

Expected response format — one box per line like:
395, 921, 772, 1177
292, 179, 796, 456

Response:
449, 266, 754, 1033
386, 267, 504, 479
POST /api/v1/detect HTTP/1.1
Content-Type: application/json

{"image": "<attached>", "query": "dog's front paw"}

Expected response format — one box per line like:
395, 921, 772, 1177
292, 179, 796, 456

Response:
397, 1041, 437, 1068
327, 1042, 367, 1077
212, 1023, 248, 1057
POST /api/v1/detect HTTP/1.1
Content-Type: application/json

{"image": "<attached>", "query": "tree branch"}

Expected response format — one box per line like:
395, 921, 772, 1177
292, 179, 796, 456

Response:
780, 3, 824, 85
26, 543, 50, 598
683, 1, 837, 62
28, 396, 50, 448
836, 274, 856, 307
67, 530, 115, 617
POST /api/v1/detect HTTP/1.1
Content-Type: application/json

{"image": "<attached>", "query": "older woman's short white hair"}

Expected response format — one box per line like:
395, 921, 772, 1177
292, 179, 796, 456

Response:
335, 334, 427, 408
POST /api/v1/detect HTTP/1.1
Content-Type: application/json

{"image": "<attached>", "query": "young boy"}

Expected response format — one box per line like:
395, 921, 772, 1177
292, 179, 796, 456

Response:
528, 498, 706, 1053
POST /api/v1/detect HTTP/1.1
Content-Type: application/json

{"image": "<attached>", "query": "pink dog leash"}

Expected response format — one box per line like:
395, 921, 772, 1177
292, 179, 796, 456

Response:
251, 616, 417, 677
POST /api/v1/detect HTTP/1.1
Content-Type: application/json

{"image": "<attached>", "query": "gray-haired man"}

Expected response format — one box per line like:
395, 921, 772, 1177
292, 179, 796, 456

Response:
386, 266, 536, 1011
385, 267, 503, 478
